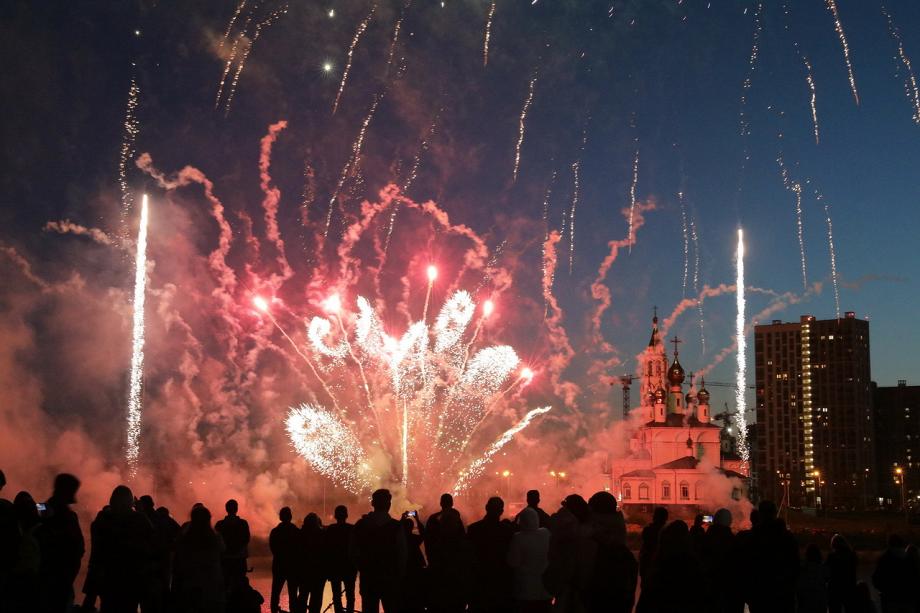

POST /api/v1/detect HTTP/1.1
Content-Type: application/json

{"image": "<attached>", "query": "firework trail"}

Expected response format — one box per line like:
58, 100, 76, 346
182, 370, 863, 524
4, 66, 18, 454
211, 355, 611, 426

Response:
627, 146, 640, 254
660, 283, 734, 337
824, 0, 859, 106
738, 3, 763, 141
220, 0, 247, 49
326, 92, 384, 238
540, 171, 556, 316
777, 151, 808, 290
513, 76, 537, 183
814, 187, 841, 319
258, 120, 294, 285
333, 3, 377, 115
734, 228, 749, 468
689, 216, 705, 354
568, 160, 580, 275
802, 54, 820, 144
453, 406, 551, 495
118, 75, 140, 235
483, 2, 496, 67
215, 12, 251, 110
223, 8, 287, 116
385, 1, 412, 79
126, 194, 149, 475
882, 4, 920, 124
383, 113, 439, 256
679, 190, 689, 297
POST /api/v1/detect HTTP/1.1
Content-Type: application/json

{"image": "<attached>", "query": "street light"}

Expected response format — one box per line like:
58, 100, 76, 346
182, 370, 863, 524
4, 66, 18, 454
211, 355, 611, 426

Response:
813, 470, 821, 510
502, 470, 512, 501
895, 467, 907, 523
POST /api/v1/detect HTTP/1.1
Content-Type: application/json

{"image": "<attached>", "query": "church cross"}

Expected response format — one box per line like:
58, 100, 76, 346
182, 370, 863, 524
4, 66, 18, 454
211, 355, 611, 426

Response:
670, 335, 682, 356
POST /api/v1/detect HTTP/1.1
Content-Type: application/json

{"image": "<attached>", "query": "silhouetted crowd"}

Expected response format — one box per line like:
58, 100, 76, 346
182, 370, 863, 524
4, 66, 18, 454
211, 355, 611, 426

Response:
2, 469, 920, 613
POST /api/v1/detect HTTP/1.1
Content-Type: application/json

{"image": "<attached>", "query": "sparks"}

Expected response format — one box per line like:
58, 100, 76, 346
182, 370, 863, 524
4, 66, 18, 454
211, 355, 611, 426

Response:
512, 76, 537, 183
690, 216, 705, 356
568, 160, 580, 275
627, 146, 640, 254
802, 54, 820, 144
253, 295, 269, 312
333, 3, 376, 115
125, 194, 149, 475
483, 2, 496, 67
734, 228, 749, 468
679, 190, 689, 297
882, 3, 920, 124
777, 150, 807, 290
483, 299, 494, 318
815, 187, 841, 319
427, 265, 438, 282
738, 3, 763, 140
118, 75, 140, 235
824, 0, 859, 106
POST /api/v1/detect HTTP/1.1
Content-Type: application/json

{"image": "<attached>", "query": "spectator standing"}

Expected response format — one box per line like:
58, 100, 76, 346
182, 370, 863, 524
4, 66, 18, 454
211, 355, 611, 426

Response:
515, 490, 551, 528
171, 505, 225, 613
399, 512, 428, 613
1, 491, 42, 611
215, 499, 251, 590
37, 473, 85, 613
353, 489, 406, 613
466, 497, 514, 613
583, 492, 636, 613
325, 505, 357, 613
638, 506, 667, 585
90, 485, 154, 613
826, 533, 858, 613
636, 520, 707, 613
508, 507, 552, 613
872, 534, 913, 613
295, 513, 325, 613
796, 543, 829, 613
269, 507, 300, 613
701, 508, 743, 613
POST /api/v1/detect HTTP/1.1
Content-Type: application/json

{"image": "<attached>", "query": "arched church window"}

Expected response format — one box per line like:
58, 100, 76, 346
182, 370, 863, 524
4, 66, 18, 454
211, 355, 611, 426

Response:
661, 481, 671, 499
623, 483, 632, 500
638, 483, 650, 500
679, 481, 690, 500
695, 481, 704, 500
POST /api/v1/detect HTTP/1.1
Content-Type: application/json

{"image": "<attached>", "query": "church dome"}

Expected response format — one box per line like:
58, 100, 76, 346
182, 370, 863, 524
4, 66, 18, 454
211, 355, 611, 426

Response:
697, 386, 710, 404
685, 391, 695, 405
654, 386, 666, 404
646, 388, 656, 405
667, 357, 685, 386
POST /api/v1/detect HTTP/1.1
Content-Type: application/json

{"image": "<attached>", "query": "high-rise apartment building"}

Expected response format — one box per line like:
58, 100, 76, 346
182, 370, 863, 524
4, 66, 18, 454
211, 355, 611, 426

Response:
873, 381, 920, 508
754, 312, 873, 509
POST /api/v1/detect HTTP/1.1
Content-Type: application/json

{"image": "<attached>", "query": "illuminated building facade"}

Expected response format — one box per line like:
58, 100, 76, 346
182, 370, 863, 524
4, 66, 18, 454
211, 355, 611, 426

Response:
612, 313, 748, 511
873, 381, 920, 508
754, 312, 874, 509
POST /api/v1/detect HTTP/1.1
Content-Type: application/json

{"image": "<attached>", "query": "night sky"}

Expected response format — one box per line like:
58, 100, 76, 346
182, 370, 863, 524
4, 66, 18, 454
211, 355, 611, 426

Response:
0, 0, 918, 508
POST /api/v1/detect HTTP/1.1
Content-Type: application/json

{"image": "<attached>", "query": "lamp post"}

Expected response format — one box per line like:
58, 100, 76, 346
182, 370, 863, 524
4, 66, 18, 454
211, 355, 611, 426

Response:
895, 467, 907, 523
813, 470, 821, 511
502, 469, 512, 502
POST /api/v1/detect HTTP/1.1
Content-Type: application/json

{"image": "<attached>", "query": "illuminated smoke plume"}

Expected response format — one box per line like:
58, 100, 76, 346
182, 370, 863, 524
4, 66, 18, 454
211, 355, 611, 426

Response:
126, 194, 149, 474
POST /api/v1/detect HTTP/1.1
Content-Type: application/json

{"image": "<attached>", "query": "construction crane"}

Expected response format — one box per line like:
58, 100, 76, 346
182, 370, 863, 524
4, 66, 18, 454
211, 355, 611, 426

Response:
610, 375, 636, 420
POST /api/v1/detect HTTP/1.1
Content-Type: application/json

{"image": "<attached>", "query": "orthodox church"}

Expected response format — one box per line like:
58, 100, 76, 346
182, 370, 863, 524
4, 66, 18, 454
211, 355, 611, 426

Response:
613, 312, 748, 510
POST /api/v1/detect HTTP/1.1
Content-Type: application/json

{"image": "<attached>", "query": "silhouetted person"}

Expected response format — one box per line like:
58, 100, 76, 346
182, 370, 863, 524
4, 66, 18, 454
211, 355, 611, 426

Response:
584, 492, 637, 613
515, 490, 551, 529
0, 469, 19, 607
171, 505, 225, 613
37, 473, 85, 613
269, 507, 300, 613
399, 512, 427, 613
546, 494, 594, 613
295, 513, 325, 613
508, 507, 552, 613
353, 489, 406, 613
796, 543, 828, 613
744, 501, 798, 613
872, 534, 913, 613
851, 581, 877, 613
227, 575, 264, 613
689, 514, 706, 556
135, 495, 171, 613
90, 485, 154, 613
0, 491, 42, 611
827, 533, 858, 613
426, 500, 471, 613
215, 499, 251, 589
636, 520, 707, 613
325, 505, 357, 613
906, 545, 920, 613
638, 506, 667, 584
425, 493, 464, 563
467, 497, 514, 613
701, 508, 742, 613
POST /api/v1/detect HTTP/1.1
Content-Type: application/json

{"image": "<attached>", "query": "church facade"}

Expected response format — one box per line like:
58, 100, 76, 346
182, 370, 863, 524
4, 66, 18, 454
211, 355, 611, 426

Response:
612, 313, 748, 510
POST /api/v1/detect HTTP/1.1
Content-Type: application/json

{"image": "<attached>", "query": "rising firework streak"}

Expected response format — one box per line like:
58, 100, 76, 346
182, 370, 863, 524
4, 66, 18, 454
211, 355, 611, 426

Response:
483, 2, 496, 67
126, 194, 149, 475
734, 228, 749, 468
513, 76, 537, 183
824, 0, 859, 106
118, 75, 140, 235
882, 3, 920, 124
333, 4, 376, 115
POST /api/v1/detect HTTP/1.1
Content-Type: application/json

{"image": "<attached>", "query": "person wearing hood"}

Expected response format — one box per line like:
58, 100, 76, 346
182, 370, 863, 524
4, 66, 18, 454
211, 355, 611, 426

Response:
872, 534, 913, 613
546, 494, 595, 613
583, 492, 636, 613
508, 507, 552, 613
352, 489, 406, 613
